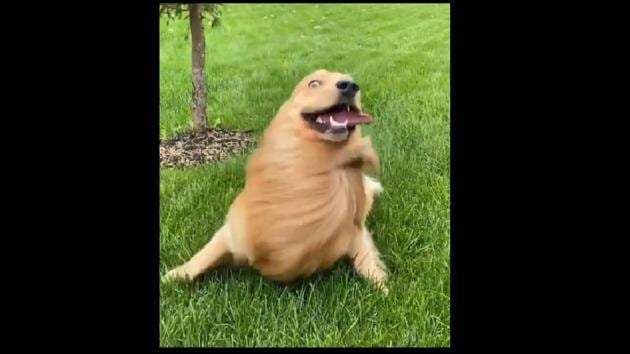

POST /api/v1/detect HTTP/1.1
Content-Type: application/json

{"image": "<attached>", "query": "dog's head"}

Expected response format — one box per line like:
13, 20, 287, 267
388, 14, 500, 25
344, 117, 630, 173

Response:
288, 69, 373, 142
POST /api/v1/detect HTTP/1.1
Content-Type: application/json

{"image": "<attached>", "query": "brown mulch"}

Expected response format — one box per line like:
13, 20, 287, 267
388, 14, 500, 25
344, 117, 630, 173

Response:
160, 128, 256, 168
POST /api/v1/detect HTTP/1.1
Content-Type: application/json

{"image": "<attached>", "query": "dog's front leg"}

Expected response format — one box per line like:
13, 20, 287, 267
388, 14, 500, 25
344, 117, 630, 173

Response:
334, 136, 379, 173
349, 228, 389, 295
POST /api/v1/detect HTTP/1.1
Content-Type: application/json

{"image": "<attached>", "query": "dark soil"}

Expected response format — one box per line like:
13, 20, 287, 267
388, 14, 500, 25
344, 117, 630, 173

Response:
160, 128, 256, 168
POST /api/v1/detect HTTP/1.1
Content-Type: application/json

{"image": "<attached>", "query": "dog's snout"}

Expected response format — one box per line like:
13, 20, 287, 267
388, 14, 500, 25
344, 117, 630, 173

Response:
336, 80, 360, 98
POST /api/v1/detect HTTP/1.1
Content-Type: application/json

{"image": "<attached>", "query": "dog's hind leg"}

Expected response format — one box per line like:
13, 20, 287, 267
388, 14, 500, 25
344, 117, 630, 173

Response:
163, 224, 234, 282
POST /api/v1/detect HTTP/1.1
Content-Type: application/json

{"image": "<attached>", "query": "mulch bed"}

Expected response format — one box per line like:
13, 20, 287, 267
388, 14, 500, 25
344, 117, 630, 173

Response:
160, 128, 256, 168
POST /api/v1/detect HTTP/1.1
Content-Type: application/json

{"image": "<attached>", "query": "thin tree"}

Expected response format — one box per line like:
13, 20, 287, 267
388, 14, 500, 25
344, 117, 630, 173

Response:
160, 4, 222, 133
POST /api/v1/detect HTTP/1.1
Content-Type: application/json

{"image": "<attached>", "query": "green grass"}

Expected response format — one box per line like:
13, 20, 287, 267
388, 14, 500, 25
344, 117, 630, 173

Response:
160, 4, 450, 347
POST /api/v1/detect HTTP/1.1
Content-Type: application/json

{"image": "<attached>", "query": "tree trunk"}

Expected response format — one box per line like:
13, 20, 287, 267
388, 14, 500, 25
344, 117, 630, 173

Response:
189, 4, 208, 133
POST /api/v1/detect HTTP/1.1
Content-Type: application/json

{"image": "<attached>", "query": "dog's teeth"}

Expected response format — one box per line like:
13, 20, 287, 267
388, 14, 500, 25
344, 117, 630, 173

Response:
316, 116, 323, 124
347, 105, 350, 112
329, 115, 348, 128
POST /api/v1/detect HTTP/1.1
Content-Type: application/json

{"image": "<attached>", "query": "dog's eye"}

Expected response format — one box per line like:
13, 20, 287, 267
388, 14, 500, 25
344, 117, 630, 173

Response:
308, 80, 321, 88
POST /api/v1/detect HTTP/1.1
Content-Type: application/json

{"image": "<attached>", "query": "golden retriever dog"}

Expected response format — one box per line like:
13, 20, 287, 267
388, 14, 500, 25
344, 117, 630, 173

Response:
163, 69, 388, 293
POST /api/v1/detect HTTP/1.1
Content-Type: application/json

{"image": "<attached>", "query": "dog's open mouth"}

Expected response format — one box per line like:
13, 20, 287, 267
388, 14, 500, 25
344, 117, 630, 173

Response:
302, 104, 373, 134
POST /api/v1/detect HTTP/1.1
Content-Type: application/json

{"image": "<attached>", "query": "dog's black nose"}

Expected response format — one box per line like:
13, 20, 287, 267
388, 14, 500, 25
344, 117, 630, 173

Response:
336, 80, 360, 98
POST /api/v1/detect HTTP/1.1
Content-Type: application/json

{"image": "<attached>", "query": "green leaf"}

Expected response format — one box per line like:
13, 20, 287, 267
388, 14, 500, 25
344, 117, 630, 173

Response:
211, 17, 221, 28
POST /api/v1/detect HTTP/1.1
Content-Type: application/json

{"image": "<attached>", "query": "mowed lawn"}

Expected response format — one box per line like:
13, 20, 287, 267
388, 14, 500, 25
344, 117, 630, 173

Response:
160, 4, 450, 347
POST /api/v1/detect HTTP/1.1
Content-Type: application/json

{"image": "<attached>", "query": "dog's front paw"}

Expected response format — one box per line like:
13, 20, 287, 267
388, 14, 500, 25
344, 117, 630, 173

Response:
335, 136, 379, 172
380, 284, 390, 296
355, 136, 379, 172
364, 175, 384, 197
358, 135, 373, 148
371, 277, 389, 296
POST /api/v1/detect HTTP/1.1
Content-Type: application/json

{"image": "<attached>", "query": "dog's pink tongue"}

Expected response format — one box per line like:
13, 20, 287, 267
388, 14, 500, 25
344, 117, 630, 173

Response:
330, 111, 373, 127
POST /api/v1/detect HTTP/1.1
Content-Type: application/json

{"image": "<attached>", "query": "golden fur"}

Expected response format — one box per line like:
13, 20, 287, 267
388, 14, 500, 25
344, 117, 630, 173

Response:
164, 69, 388, 293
